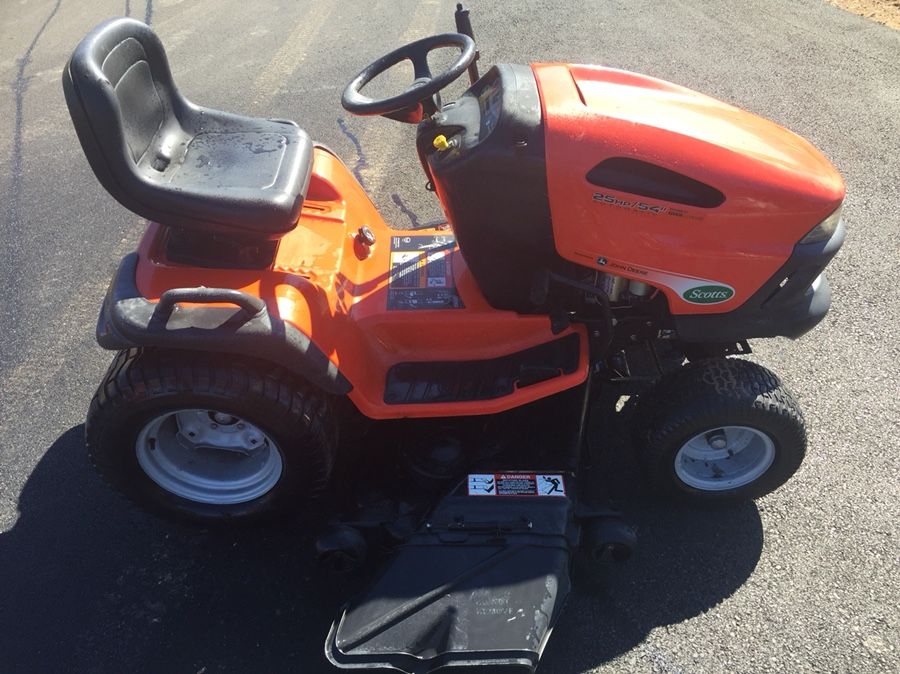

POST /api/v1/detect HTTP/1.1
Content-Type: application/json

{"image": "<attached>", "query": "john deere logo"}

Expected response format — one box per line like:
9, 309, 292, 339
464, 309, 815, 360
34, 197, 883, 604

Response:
682, 285, 734, 304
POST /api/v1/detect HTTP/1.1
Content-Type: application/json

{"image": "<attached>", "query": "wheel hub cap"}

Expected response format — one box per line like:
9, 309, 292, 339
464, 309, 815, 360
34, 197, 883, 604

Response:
674, 425, 775, 491
135, 409, 283, 505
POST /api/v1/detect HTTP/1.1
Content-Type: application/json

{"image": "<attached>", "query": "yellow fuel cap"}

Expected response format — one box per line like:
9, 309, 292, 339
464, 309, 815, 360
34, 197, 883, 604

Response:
432, 134, 451, 152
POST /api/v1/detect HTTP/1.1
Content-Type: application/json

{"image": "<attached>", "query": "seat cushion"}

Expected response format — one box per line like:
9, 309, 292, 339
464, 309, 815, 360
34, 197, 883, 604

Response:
174, 131, 290, 190
137, 118, 313, 237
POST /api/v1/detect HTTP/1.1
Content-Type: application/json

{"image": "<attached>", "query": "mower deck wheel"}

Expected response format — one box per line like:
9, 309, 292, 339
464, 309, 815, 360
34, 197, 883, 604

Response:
573, 517, 636, 591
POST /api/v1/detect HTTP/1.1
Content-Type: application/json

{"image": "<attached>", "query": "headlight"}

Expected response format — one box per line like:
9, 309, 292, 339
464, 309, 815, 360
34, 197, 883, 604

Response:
800, 205, 843, 244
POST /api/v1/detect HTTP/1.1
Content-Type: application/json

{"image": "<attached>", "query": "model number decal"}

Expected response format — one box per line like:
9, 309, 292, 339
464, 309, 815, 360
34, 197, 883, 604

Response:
592, 193, 705, 221
592, 192, 668, 214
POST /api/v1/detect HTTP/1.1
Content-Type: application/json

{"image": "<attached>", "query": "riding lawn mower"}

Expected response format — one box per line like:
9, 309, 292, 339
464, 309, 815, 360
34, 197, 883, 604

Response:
62, 6, 844, 672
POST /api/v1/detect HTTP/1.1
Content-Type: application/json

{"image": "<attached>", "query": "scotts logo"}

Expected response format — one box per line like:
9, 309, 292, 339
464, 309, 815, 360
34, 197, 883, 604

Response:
682, 285, 735, 304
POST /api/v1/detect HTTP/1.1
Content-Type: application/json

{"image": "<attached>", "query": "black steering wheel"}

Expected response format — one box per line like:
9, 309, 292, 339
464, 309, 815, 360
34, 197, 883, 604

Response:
341, 33, 476, 122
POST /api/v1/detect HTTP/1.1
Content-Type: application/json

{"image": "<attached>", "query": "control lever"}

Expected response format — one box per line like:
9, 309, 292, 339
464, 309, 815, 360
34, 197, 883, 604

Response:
454, 3, 480, 84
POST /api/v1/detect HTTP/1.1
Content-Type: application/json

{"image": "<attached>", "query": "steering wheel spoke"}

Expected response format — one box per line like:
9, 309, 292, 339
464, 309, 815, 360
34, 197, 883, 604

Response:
409, 46, 434, 82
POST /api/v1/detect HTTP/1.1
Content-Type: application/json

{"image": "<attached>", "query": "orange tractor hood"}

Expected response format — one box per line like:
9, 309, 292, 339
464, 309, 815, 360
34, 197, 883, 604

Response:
534, 63, 844, 215
532, 63, 845, 314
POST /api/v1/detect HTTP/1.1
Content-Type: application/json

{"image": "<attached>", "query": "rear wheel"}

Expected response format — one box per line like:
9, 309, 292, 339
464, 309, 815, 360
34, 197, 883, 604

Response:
86, 348, 338, 524
634, 358, 806, 504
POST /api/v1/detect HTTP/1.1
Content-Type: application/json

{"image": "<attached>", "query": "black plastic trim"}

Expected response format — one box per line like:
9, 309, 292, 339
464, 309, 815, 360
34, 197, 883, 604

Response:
384, 333, 580, 404
421, 64, 554, 313
164, 227, 279, 269
587, 157, 725, 208
674, 219, 845, 342
96, 253, 352, 395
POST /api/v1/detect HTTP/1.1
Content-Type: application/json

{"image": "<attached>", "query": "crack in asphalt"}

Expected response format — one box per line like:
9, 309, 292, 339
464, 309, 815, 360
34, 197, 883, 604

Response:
336, 117, 369, 188
8, 0, 63, 233
390, 192, 423, 228
390, 192, 444, 230
337, 119, 440, 229
126, 1, 154, 24
2, 0, 63, 357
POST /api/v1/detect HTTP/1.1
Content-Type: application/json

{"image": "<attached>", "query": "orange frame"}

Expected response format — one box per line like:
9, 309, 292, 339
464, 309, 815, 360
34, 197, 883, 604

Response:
134, 147, 588, 419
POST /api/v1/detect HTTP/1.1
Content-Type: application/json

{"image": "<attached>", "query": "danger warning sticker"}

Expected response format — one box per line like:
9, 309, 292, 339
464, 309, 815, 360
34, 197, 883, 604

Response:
467, 473, 566, 497
387, 235, 463, 310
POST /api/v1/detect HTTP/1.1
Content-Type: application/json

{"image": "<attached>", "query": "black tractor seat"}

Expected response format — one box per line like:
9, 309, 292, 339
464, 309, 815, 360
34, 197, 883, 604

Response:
63, 18, 313, 239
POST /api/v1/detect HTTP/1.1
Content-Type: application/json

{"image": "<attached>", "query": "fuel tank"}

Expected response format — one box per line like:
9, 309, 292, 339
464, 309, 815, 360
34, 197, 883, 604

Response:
532, 64, 845, 315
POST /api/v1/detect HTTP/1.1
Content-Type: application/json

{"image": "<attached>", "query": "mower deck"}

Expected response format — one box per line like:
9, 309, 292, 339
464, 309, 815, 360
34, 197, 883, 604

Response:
326, 474, 576, 673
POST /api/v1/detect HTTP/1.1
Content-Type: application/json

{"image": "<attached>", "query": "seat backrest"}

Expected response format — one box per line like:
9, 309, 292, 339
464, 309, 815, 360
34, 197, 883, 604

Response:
63, 18, 185, 195
100, 33, 168, 165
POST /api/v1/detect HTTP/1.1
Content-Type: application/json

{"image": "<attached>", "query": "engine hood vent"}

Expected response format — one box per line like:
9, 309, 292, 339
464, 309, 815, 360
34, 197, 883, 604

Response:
586, 157, 725, 208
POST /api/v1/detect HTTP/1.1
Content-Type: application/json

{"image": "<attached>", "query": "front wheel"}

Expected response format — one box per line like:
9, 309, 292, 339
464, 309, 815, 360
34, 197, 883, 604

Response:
633, 358, 806, 504
86, 348, 338, 524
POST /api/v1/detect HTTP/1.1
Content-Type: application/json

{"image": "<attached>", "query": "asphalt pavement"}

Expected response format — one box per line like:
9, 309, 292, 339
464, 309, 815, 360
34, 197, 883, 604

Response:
1, 0, 898, 672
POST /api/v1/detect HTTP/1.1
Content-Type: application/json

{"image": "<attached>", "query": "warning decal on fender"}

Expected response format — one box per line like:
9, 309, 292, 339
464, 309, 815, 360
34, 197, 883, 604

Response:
467, 473, 566, 497
388, 235, 463, 310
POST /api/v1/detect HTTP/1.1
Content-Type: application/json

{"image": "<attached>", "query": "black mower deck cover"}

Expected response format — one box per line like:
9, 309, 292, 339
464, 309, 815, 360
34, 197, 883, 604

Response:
326, 473, 575, 673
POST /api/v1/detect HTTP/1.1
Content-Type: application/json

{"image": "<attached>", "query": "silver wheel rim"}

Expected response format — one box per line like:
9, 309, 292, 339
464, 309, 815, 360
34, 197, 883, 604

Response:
135, 409, 283, 505
674, 425, 775, 491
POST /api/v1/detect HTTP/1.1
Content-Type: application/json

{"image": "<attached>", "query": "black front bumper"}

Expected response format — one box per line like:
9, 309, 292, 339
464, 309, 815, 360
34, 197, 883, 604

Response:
674, 219, 846, 342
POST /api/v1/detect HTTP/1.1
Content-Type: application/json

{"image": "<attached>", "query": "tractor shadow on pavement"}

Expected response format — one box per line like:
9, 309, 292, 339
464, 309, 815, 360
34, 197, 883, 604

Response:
0, 417, 762, 673
540, 410, 764, 671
